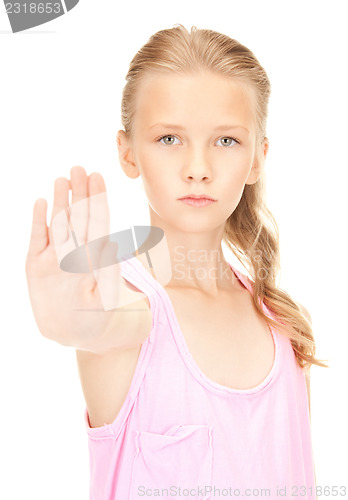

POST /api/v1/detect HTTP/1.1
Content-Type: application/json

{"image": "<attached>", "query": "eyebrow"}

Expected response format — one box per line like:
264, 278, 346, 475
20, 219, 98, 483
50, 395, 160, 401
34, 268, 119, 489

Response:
148, 122, 250, 133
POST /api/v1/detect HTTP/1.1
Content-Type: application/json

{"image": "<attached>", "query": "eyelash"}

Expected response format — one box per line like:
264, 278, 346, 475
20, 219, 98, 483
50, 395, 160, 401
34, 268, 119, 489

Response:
157, 135, 240, 147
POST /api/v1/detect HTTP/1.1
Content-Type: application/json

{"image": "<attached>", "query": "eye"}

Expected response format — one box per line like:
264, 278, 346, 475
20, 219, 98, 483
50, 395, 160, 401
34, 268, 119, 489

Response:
158, 135, 180, 146
217, 136, 239, 147
157, 135, 240, 147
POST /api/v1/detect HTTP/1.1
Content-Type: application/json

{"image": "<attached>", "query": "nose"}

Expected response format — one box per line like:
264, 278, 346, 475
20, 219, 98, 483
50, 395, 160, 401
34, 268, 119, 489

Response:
183, 148, 212, 182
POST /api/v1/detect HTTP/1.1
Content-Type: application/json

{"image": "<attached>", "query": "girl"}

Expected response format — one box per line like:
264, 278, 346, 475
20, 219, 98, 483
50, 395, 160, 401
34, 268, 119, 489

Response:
26, 24, 328, 500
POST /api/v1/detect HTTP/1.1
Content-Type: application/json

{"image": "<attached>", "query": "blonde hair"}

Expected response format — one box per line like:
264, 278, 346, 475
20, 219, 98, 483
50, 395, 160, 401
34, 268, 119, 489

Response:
120, 24, 328, 371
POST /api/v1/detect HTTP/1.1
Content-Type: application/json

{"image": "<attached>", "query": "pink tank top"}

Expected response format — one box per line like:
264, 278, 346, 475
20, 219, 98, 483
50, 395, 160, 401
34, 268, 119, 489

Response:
84, 256, 316, 500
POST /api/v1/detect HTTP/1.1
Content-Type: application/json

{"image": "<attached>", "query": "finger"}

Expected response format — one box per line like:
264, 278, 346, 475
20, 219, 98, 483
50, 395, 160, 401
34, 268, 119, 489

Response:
27, 198, 49, 257
87, 172, 113, 281
50, 176, 70, 223
69, 166, 88, 245
49, 177, 70, 248
88, 171, 106, 197
87, 172, 110, 241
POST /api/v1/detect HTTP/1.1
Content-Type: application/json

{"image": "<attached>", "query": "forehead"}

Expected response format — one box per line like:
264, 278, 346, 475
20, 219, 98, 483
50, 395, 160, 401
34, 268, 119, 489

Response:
133, 71, 256, 132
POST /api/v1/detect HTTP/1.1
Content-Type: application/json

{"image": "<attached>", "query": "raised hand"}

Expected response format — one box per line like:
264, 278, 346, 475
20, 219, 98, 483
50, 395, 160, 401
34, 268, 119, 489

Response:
25, 166, 122, 350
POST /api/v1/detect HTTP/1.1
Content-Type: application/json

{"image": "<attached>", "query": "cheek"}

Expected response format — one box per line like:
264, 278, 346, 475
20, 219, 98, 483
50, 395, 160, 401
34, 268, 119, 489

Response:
218, 165, 250, 208
220, 157, 252, 188
222, 182, 244, 207
142, 163, 163, 185
140, 167, 171, 206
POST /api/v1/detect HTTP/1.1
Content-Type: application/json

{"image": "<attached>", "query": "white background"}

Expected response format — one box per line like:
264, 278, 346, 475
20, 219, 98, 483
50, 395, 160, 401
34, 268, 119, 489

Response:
1, 0, 347, 498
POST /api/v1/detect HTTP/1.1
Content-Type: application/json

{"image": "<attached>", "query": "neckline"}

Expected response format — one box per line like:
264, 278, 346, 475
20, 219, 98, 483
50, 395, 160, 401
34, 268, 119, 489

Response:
124, 256, 280, 397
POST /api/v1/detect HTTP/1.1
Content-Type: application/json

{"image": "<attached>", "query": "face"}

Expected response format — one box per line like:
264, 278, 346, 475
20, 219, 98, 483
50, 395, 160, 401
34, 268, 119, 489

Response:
117, 71, 268, 235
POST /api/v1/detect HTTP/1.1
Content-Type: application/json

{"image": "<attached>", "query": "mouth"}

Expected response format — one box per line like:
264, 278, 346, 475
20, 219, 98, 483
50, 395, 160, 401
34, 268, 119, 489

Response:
178, 194, 217, 201
178, 197, 217, 207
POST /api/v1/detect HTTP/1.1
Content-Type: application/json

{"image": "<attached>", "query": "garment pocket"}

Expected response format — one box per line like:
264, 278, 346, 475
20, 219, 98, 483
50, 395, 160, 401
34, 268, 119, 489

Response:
129, 424, 214, 500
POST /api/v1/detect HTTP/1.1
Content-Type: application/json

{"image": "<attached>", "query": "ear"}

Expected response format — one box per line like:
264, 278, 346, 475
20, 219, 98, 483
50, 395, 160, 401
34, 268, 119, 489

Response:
116, 130, 141, 179
245, 136, 269, 185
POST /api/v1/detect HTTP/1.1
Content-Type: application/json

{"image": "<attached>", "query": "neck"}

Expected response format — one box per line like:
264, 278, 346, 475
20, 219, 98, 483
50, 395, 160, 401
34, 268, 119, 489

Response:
136, 213, 238, 296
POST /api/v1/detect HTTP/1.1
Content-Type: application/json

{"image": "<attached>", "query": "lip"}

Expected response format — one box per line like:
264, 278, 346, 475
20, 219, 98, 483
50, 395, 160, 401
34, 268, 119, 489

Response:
179, 198, 217, 207
178, 194, 217, 201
